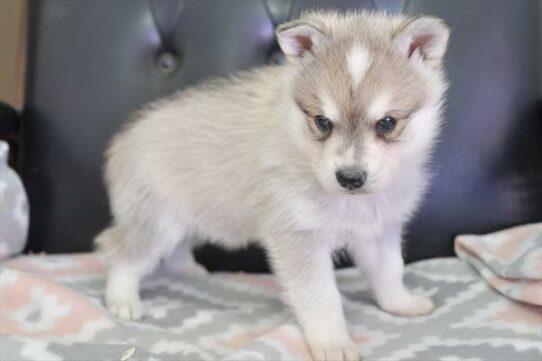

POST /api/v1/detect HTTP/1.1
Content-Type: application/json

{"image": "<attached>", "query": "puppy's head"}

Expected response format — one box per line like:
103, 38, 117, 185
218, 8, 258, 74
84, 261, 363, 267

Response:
277, 11, 449, 194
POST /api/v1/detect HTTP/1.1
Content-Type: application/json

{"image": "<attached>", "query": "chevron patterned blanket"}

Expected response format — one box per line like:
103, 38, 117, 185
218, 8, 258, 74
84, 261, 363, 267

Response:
1, 227, 541, 360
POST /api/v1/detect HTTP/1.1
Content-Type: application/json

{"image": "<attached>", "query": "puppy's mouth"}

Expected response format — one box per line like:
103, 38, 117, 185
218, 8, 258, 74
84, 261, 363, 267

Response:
343, 187, 372, 195
341, 179, 382, 195
327, 183, 374, 196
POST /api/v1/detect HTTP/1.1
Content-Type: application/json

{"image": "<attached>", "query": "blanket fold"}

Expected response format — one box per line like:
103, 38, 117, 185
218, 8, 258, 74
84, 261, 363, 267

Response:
455, 223, 542, 306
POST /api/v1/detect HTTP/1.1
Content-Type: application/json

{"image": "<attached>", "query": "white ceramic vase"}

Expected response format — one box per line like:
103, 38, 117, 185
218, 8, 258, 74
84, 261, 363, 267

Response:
0, 140, 29, 259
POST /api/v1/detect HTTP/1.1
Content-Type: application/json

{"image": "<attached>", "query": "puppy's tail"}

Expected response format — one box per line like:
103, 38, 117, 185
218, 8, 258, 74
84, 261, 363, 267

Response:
94, 226, 121, 259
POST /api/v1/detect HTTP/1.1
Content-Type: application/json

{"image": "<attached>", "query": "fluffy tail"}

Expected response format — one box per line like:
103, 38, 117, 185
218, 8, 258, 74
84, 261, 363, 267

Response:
94, 226, 120, 257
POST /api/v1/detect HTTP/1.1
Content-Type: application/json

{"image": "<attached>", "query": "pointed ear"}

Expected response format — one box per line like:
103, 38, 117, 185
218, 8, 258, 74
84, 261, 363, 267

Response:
394, 17, 450, 68
276, 20, 326, 59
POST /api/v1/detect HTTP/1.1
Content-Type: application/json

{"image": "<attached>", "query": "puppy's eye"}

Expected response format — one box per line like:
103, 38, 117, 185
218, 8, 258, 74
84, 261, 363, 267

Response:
376, 116, 397, 134
314, 115, 333, 133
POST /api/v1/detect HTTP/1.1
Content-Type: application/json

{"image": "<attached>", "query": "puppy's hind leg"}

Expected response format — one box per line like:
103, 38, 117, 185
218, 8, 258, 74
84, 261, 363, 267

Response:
96, 223, 181, 320
105, 255, 152, 320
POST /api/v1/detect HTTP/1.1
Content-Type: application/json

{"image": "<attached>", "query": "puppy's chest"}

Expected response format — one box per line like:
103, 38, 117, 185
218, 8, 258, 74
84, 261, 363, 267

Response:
312, 196, 385, 232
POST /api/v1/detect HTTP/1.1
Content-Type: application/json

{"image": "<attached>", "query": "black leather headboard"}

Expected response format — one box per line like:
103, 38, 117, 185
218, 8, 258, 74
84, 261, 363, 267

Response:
22, 0, 541, 271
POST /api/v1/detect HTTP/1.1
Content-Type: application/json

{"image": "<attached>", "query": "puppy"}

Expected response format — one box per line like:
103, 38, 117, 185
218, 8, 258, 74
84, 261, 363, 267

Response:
96, 10, 449, 361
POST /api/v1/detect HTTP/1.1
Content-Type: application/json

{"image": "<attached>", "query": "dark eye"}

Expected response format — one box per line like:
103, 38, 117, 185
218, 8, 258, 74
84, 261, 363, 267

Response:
376, 116, 397, 134
314, 115, 333, 133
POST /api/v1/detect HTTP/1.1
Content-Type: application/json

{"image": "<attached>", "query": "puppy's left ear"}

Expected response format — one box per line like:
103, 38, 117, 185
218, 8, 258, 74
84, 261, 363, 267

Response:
394, 17, 450, 69
276, 20, 326, 60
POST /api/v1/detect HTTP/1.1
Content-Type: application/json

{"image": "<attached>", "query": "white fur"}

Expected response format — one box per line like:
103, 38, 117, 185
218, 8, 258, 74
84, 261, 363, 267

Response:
97, 11, 449, 361
367, 92, 391, 121
320, 93, 341, 121
347, 45, 371, 88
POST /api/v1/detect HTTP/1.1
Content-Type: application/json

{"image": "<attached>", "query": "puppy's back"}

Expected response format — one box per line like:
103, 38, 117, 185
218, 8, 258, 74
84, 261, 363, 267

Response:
103, 65, 287, 242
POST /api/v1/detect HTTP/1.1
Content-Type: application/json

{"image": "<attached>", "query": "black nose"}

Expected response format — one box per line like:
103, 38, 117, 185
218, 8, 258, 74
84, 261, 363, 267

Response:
335, 168, 367, 190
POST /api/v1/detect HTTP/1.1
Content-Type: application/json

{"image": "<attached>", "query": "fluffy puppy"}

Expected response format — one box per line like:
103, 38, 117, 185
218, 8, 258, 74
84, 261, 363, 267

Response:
96, 10, 449, 361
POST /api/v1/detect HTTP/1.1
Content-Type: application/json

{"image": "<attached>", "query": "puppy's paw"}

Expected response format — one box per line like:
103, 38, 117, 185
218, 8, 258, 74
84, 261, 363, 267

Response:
379, 293, 435, 317
310, 342, 360, 361
106, 292, 144, 320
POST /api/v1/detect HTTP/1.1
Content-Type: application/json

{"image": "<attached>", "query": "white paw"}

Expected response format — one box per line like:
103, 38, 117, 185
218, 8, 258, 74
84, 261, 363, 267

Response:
379, 293, 435, 317
106, 293, 144, 320
310, 342, 361, 361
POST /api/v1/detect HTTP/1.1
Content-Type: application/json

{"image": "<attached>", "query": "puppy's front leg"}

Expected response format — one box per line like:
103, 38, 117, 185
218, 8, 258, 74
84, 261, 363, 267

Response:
352, 225, 435, 317
267, 232, 359, 361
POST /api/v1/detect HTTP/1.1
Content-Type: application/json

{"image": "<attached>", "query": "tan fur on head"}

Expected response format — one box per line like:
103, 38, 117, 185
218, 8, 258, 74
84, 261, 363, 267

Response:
99, 10, 449, 361
277, 11, 449, 194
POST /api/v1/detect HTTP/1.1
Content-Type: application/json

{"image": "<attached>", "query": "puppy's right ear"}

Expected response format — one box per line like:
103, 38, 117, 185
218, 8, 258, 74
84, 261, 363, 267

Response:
276, 20, 326, 59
